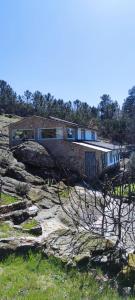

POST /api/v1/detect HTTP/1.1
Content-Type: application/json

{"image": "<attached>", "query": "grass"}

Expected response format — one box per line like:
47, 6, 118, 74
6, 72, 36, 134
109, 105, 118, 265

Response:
58, 187, 70, 198
0, 252, 130, 300
0, 221, 26, 239
0, 193, 19, 206
22, 219, 39, 230
114, 183, 135, 197
0, 222, 11, 238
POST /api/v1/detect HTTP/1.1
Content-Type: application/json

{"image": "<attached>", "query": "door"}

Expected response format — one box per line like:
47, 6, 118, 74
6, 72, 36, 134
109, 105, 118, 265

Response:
81, 129, 85, 140
85, 151, 96, 178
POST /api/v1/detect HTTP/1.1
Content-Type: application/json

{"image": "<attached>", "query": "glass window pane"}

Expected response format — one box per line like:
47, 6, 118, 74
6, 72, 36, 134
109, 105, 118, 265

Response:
13, 129, 34, 140
40, 129, 56, 139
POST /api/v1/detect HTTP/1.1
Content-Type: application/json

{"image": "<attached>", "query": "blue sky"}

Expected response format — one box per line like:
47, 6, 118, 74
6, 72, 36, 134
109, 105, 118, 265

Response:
0, 0, 135, 106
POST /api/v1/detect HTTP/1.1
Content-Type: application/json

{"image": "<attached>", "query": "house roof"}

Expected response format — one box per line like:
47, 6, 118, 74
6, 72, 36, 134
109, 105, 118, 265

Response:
49, 116, 79, 127
49, 116, 98, 131
9, 115, 98, 131
73, 142, 111, 152
84, 140, 120, 150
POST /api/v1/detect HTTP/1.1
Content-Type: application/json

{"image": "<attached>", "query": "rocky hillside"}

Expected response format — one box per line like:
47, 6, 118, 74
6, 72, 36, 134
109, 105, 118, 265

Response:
1, 114, 135, 299
0, 115, 113, 266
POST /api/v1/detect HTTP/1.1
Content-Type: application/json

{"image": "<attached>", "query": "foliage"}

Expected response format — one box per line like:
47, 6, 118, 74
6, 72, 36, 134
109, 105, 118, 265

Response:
0, 222, 11, 238
0, 252, 125, 300
1, 79, 135, 144
0, 221, 27, 238
114, 183, 135, 197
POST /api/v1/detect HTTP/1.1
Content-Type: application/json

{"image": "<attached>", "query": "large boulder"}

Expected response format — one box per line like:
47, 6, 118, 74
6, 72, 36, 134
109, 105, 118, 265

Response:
13, 141, 55, 169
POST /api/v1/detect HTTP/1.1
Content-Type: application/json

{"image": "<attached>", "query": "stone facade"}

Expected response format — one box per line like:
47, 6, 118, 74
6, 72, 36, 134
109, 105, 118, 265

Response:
9, 116, 106, 178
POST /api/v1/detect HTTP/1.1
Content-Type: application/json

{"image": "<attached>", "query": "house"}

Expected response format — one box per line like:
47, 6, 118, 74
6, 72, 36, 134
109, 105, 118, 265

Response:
9, 115, 120, 179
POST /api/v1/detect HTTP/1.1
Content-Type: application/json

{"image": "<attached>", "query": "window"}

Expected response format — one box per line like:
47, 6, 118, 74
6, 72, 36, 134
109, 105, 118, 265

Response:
13, 129, 34, 140
39, 128, 56, 139
66, 128, 75, 139
39, 128, 63, 139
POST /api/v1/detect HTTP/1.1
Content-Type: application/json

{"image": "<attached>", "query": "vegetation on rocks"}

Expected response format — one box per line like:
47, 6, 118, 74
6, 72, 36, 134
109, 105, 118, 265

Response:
0, 112, 135, 297
0, 221, 25, 238
22, 219, 39, 230
0, 193, 19, 206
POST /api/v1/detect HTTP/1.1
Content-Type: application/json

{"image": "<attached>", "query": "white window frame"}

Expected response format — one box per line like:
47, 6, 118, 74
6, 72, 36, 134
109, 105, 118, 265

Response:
38, 127, 63, 140
12, 128, 35, 141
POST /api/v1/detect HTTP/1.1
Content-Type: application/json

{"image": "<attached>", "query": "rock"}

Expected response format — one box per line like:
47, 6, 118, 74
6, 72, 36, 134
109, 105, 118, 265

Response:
43, 228, 114, 266
0, 149, 16, 168
22, 224, 42, 236
5, 165, 44, 185
2, 177, 24, 194
9, 210, 30, 225
28, 225, 42, 236
0, 205, 38, 224
0, 200, 27, 214
28, 188, 46, 203
13, 141, 55, 169
0, 237, 41, 259
74, 254, 90, 267
27, 205, 39, 216
121, 287, 132, 297
128, 253, 135, 269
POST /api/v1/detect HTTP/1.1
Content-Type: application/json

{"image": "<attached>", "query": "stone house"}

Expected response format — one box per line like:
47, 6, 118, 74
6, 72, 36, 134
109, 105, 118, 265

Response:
9, 115, 120, 179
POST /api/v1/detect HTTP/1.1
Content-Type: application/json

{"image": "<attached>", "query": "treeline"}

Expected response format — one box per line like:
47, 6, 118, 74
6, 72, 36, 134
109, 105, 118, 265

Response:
0, 80, 135, 145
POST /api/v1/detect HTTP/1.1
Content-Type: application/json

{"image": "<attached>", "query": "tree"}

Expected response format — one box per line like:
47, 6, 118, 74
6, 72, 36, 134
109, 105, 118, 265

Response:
123, 86, 135, 119
32, 91, 45, 115
98, 94, 119, 120
0, 80, 17, 114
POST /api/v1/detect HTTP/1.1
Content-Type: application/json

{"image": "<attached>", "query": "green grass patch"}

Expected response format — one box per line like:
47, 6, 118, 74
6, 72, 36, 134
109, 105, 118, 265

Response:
0, 193, 19, 206
58, 187, 70, 198
0, 222, 11, 238
0, 252, 127, 300
0, 221, 26, 239
22, 219, 38, 230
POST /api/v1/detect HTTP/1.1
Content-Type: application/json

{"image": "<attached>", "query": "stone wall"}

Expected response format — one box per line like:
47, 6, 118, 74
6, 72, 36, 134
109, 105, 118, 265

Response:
36, 139, 103, 177
9, 116, 103, 178
9, 116, 77, 146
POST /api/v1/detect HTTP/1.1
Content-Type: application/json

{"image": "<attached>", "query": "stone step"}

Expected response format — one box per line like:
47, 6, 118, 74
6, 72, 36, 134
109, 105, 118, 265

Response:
0, 205, 38, 225
0, 200, 27, 215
